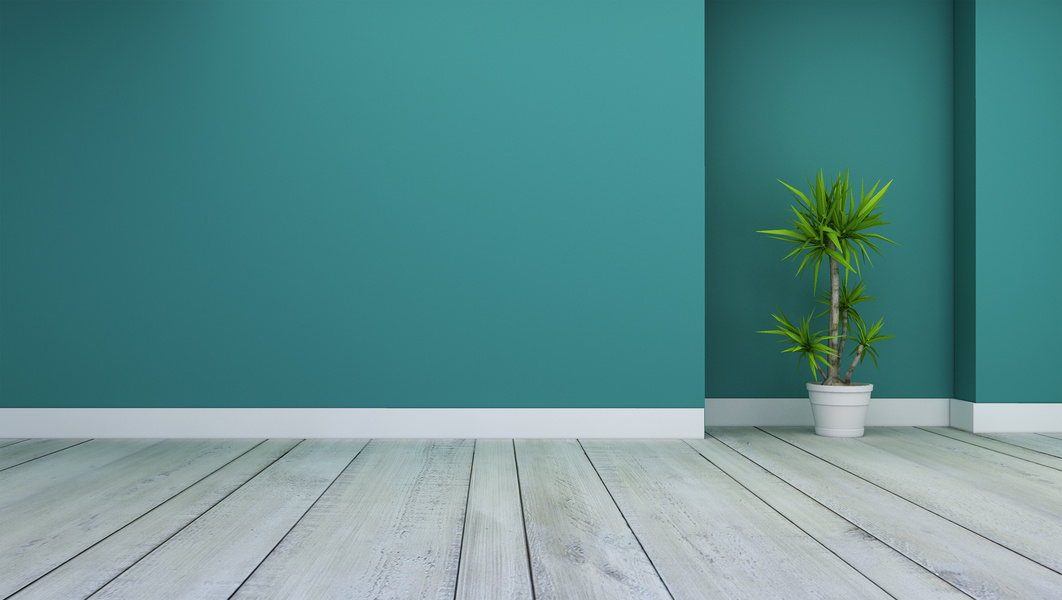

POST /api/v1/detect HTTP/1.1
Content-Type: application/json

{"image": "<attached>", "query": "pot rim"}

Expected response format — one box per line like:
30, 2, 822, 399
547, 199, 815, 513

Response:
806, 382, 874, 392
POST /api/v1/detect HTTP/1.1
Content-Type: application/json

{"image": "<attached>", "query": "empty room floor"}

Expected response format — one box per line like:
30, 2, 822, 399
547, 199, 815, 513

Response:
1, 428, 1060, 599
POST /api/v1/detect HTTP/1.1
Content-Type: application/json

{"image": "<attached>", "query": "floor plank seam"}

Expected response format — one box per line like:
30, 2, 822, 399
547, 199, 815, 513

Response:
758, 427, 1062, 579
452, 440, 477, 600
0, 439, 93, 474
9, 435, 1060, 599
576, 439, 675, 600
689, 436, 946, 600
0, 439, 29, 450
225, 438, 369, 600
917, 427, 1062, 471
79, 439, 294, 600
2, 439, 279, 600
702, 431, 979, 598
510, 440, 538, 600
23, 435, 278, 598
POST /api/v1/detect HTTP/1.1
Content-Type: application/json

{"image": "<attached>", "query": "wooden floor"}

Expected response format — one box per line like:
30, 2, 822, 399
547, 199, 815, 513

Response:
1, 429, 1061, 599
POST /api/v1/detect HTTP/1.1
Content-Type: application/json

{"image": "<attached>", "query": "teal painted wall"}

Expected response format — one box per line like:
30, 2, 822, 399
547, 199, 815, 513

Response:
0, 1, 705, 408
967, 0, 1062, 403
706, 0, 954, 398
954, 0, 977, 402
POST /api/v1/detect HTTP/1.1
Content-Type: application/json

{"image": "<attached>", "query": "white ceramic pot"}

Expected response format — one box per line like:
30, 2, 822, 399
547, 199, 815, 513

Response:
807, 382, 873, 437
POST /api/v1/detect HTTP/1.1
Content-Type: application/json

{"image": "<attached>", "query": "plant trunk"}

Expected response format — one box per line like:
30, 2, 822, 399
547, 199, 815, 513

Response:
845, 344, 865, 383
838, 309, 848, 370
824, 248, 843, 385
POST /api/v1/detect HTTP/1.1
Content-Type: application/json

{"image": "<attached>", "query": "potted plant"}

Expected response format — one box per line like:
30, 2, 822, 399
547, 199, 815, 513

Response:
758, 169, 895, 437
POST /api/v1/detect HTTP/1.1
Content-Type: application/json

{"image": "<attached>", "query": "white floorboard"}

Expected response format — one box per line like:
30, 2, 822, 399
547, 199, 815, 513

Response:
0, 439, 89, 471
0, 440, 258, 598
709, 427, 1062, 600
455, 440, 533, 600
686, 436, 967, 599
583, 439, 895, 599
0, 440, 157, 509
983, 432, 1062, 460
921, 427, 1062, 470
769, 427, 1062, 574
230, 440, 471, 600
514, 439, 671, 600
9, 440, 300, 600
91, 440, 362, 600
3, 430, 1060, 600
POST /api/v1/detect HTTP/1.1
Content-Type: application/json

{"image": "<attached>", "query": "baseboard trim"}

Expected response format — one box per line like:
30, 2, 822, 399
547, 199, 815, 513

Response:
9, 402, 1057, 437
705, 397, 951, 427
949, 399, 1062, 433
0, 408, 706, 439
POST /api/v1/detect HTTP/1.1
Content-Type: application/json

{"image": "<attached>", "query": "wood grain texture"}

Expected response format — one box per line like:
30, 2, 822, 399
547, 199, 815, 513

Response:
514, 439, 671, 600
454, 440, 533, 600
684, 437, 967, 600
0, 439, 258, 597
0, 440, 159, 509
0, 439, 89, 471
230, 439, 474, 600
0, 439, 27, 449
9, 440, 301, 600
921, 427, 1062, 471
769, 427, 1062, 573
8, 434, 1062, 598
583, 439, 895, 600
708, 427, 1062, 600
89, 440, 365, 600
982, 432, 1062, 461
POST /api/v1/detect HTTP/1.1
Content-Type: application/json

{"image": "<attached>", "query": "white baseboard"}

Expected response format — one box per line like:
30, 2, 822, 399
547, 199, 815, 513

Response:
0, 408, 706, 439
950, 399, 1062, 433
6, 402, 1058, 437
705, 398, 951, 427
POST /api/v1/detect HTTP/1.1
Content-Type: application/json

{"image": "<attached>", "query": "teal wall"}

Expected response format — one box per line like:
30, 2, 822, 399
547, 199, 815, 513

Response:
957, 0, 1061, 404
954, 0, 977, 402
706, 0, 954, 398
0, 1, 705, 408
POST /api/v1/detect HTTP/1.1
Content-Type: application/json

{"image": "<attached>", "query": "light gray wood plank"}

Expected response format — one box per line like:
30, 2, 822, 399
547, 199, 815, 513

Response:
8, 439, 301, 600
514, 439, 670, 600
584, 439, 896, 600
827, 427, 1062, 495
0, 439, 28, 449
983, 432, 1062, 460
231, 439, 474, 600
921, 427, 1062, 470
0, 439, 259, 597
0, 440, 160, 509
455, 440, 533, 600
1040, 433, 1062, 440
0, 439, 89, 471
769, 427, 1062, 573
684, 437, 967, 600
708, 427, 1062, 600
89, 439, 366, 600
